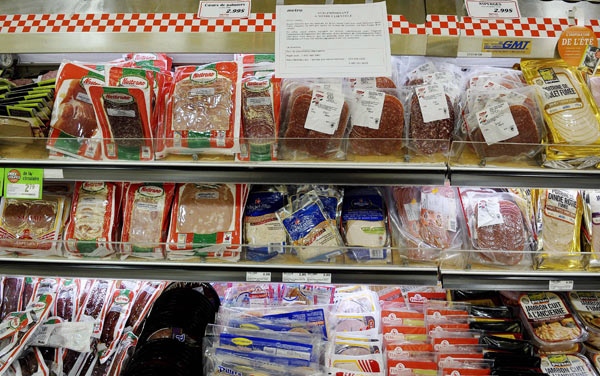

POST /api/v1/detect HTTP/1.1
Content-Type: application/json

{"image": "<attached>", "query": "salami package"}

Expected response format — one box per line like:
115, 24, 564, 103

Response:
238, 69, 281, 161
536, 189, 585, 270
46, 62, 105, 160
341, 187, 392, 264
521, 59, 600, 167
461, 85, 545, 161
88, 85, 153, 161
279, 80, 350, 160
166, 183, 246, 261
388, 186, 467, 268
0, 194, 67, 257
64, 181, 119, 258
120, 182, 176, 260
164, 62, 241, 155
583, 190, 600, 270
459, 189, 536, 269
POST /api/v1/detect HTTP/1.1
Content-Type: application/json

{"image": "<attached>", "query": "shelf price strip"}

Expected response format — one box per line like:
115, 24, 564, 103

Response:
3, 168, 43, 200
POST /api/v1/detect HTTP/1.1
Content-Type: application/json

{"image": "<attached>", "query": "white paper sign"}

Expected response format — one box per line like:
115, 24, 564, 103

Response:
549, 280, 574, 291
246, 272, 272, 282
275, 2, 392, 78
477, 102, 519, 145
198, 1, 250, 19
465, 0, 521, 19
282, 272, 332, 283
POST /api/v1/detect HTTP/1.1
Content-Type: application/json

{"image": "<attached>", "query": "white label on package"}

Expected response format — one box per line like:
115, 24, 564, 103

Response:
347, 77, 377, 89
409, 62, 437, 81
352, 89, 385, 130
275, 2, 391, 78
416, 84, 450, 123
247, 97, 272, 107
404, 202, 420, 222
477, 198, 504, 227
304, 88, 344, 135
477, 102, 519, 145
465, 0, 521, 18
198, 1, 250, 18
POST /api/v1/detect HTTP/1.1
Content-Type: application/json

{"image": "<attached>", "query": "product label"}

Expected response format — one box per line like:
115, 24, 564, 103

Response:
544, 189, 578, 225
477, 198, 504, 227
403, 202, 420, 222
465, 0, 521, 18
421, 190, 457, 232
351, 89, 385, 130
304, 88, 345, 135
347, 77, 377, 89
409, 62, 437, 81
534, 69, 582, 115
106, 108, 136, 118
541, 355, 595, 376
568, 292, 600, 330
416, 83, 450, 123
520, 292, 569, 320
198, 0, 250, 19
477, 102, 519, 145
247, 96, 272, 107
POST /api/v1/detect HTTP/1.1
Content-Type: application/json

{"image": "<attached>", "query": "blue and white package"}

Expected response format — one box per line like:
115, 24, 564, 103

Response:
341, 187, 391, 262
243, 186, 287, 258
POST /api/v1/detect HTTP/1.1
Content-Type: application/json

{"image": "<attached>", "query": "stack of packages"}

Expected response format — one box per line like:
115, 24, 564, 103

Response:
0, 276, 166, 375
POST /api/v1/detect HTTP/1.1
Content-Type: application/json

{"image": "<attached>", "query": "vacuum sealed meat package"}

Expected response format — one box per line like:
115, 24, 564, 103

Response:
165, 62, 240, 155
584, 190, 600, 270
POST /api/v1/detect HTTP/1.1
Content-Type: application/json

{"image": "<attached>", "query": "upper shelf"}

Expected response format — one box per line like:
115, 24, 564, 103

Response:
1, 0, 599, 57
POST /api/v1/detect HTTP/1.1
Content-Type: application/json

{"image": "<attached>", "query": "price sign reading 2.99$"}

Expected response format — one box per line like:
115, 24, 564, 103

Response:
4, 168, 43, 200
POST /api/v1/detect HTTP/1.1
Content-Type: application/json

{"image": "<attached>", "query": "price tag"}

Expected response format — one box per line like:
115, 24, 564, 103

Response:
198, 1, 250, 19
4, 168, 43, 200
549, 280, 574, 291
465, 0, 520, 19
246, 271, 272, 282
282, 273, 332, 283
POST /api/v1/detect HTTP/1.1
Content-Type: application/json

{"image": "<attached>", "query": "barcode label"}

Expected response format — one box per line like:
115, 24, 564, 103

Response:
369, 249, 385, 259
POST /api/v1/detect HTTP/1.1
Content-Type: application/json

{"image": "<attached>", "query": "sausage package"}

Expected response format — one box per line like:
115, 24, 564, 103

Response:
64, 181, 119, 258
47, 62, 105, 160
88, 86, 153, 161
536, 189, 585, 270
459, 189, 536, 269
120, 183, 176, 260
522, 59, 600, 166
164, 62, 241, 155
166, 183, 246, 261
388, 186, 466, 268
0, 194, 67, 257
279, 80, 350, 160
518, 292, 587, 351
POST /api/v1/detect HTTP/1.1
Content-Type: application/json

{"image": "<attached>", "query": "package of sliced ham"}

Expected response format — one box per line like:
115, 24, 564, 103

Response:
164, 62, 241, 155
166, 183, 246, 261
47, 62, 105, 160
0, 194, 67, 257
64, 181, 119, 258
88, 86, 153, 161
120, 183, 175, 260
459, 189, 535, 269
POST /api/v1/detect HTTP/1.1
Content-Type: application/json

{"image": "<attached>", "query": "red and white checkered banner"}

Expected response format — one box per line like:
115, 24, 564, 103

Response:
427, 15, 460, 36
462, 17, 573, 38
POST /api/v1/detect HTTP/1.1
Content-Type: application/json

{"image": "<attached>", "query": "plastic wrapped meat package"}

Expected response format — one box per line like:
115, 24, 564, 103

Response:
567, 292, 600, 352
459, 189, 536, 269
536, 189, 585, 270
164, 62, 241, 155
64, 181, 119, 258
388, 186, 467, 268
279, 80, 350, 160
522, 59, 600, 167
120, 183, 176, 260
583, 190, 600, 270
166, 183, 247, 261
461, 85, 545, 162
0, 193, 69, 257
340, 187, 392, 264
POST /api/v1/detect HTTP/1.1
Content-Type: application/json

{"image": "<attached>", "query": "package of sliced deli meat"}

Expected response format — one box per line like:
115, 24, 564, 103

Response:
166, 183, 246, 261
64, 181, 119, 258
47, 62, 105, 160
459, 189, 535, 269
120, 183, 176, 260
88, 86, 153, 161
461, 85, 545, 161
164, 62, 241, 155
388, 186, 466, 268
0, 194, 67, 257
279, 80, 350, 160
583, 190, 600, 270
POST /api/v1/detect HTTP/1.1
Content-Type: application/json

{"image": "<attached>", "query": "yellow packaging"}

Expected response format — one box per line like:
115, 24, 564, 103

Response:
521, 59, 600, 162
536, 188, 585, 270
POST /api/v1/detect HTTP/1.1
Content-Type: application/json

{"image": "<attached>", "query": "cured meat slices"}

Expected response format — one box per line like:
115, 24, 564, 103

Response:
409, 93, 454, 154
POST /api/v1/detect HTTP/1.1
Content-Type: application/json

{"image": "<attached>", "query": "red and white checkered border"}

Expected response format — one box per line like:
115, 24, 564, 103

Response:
462, 17, 573, 38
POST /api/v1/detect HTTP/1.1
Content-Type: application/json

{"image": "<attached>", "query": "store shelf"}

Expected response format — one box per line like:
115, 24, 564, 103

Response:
0, 257, 439, 285
441, 269, 600, 291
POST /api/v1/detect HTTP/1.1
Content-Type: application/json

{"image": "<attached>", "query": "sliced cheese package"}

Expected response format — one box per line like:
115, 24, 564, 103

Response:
536, 189, 585, 270
521, 59, 600, 167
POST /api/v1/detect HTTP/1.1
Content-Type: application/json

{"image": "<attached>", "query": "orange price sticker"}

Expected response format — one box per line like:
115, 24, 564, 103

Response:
557, 26, 598, 67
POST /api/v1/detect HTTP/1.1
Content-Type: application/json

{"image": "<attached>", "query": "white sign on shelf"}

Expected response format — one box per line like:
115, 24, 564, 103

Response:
198, 0, 251, 19
246, 271, 272, 282
549, 280, 574, 291
282, 273, 332, 283
275, 2, 391, 78
465, 0, 521, 19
